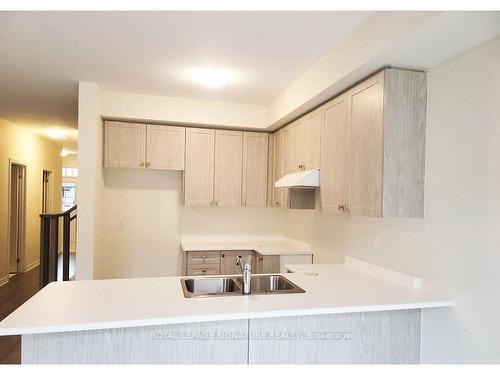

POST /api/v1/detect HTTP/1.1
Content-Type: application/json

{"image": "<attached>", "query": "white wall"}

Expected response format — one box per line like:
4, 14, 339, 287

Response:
100, 89, 267, 129
284, 37, 500, 363
98, 169, 285, 278
76, 82, 104, 280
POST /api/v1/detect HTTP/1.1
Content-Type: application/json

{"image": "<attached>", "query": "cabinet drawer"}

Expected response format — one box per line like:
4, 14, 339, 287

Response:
187, 251, 220, 265
186, 264, 220, 276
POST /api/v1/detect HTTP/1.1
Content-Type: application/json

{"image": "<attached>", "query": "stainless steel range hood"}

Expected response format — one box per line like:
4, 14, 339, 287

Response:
274, 169, 320, 188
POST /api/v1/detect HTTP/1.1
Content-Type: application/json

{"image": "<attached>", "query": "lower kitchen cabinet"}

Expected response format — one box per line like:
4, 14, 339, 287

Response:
220, 251, 255, 275
182, 250, 311, 276
255, 255, 280, 274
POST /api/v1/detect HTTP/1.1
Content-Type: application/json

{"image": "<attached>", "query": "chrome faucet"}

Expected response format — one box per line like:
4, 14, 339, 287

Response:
236, 256, 252, 295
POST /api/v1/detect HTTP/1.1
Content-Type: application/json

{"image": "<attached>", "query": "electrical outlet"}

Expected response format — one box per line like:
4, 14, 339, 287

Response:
371, 235, 380, 250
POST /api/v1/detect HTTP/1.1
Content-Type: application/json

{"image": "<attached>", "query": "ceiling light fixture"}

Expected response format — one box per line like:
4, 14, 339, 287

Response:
46, 128, 67, 140
192, 69, 233, 89
60, 148, 77, 157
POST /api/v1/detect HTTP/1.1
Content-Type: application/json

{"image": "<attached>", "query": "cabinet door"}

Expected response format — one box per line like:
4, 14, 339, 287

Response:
303, 109, 323, 170
282, 124, 295, 174
348, 71, 384, 217
146, 125, 185, 170
320, 94, 349, 213
255, 255, 280, 274
271, 130, 287, 207
220, 251, 254, 275
242, 132, 268, 207
214, 130, 243, 207
291, 120, 307, 172
104, 121, 146, 168
184, 128, 215, 207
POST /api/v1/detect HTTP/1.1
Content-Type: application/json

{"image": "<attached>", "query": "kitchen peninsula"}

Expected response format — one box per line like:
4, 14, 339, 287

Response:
0, 257, 452, 364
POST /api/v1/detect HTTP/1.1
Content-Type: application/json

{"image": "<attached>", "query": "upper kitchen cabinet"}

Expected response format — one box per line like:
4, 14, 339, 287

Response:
321, 68, 426, 218
270, 130, 287, 207
302, 108, 323, 170
242, 132, 269, 207
104, 121, 185, 170
184, 128, 215, 207
282, 110, 323, 174
214, 130, 243, 207
320, 93, 349, 214
146, 125, 185, 170
104, 121, 146, 168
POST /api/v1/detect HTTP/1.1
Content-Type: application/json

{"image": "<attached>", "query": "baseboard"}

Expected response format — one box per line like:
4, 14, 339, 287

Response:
0, 275, 9, 287
25, 260, 40, 272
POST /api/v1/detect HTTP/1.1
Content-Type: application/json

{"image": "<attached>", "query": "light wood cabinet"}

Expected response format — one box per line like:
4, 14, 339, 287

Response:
184, 128, 215, 207
348, 69, 426, 218
319, 68, 426, 218
270, 130, 287, 207
242, 132, 268, 207
146, 125, 185, 170
303, 108, 323, 169
320, 93, 350, 214
282, 124, 295, 175
255, 254, 280, 274
104, 122, 146, 168
104, 122, 185, 170
214, 130, 243, 207
220, 251, 254, 275
349, 72, 385, 217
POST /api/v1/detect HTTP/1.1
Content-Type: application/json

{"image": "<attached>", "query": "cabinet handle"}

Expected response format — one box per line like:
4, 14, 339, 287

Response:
145, 161, 151, 168
221, 254, 225, 258
201, 269, 206, 273
139, 161, 145, 167
201, 255, 207, 260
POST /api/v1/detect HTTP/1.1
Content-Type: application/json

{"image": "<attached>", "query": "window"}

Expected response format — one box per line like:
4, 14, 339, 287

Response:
62, 167, 78, 178
61, 183, 76, 211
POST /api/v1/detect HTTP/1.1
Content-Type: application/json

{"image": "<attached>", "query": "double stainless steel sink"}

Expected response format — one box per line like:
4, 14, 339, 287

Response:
181, 274, 305, 298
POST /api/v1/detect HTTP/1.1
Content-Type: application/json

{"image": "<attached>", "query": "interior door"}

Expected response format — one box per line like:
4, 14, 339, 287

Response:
320, 94, 350, 214
9, 163, 26, 274
42, 170, 51, 213
214, 130, 243, 207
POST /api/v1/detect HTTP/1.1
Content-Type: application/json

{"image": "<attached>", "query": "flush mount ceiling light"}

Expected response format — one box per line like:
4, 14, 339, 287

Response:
191, 68, 234, 89
46, 128, 67, 140
60, 148, 77, 157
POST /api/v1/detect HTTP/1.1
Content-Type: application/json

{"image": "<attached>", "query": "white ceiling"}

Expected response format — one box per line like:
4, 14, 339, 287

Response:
0, 11, 370, 148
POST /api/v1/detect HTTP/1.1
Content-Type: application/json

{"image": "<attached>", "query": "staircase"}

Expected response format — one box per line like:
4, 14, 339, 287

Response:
39, 205, 77, 288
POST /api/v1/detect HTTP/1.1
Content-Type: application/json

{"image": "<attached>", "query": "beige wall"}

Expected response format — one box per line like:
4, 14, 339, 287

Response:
96, 169, 285, 278
0, 117, 62, 284
100, 89, 267, 129
284, 37, 500, 363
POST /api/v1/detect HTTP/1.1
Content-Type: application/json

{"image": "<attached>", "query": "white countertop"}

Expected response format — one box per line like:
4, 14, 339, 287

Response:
0, 261, 452, 336
180, 235, 314, 256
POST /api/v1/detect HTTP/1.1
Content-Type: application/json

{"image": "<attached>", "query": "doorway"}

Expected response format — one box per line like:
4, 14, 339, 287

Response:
8, 161, 27, 275
42, 170, 52, 213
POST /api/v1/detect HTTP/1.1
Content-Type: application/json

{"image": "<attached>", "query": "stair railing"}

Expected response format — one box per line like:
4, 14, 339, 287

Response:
39, 205, 77, 288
